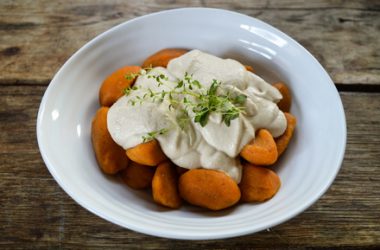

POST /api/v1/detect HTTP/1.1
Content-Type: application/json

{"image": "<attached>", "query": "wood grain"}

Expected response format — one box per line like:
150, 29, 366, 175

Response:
1, 0, 379, 248
0, 0, 379, 86
0, 85, 379, 248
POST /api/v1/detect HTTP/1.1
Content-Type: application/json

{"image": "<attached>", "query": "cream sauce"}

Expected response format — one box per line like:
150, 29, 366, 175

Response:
107, 50, 286, 183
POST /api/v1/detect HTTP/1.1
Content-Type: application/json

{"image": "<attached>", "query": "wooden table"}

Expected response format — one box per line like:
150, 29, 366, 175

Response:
1, 1, 379, 248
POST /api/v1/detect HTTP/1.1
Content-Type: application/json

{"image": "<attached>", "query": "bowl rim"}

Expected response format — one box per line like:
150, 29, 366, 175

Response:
36, 7, 347, 240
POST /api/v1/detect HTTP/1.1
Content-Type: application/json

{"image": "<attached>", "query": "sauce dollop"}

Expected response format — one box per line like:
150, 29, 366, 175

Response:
107, 50, 286, 183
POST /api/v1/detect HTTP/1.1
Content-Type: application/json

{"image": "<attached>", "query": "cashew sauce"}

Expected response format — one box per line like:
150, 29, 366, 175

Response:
107, 50, 286, 183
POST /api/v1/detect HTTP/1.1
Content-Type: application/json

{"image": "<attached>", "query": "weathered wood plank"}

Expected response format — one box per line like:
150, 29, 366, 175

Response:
0, 85, 379, 247
0, 0, 379, 85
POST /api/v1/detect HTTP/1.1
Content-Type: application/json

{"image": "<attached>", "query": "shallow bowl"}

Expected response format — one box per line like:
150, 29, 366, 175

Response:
37, 8, 346, 240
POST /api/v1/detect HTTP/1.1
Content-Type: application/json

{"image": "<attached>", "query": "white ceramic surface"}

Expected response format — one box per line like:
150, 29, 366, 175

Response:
37, 8, 346, 240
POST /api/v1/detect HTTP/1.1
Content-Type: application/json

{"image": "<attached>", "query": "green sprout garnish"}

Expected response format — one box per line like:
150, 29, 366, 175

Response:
191, 80, 247, 127
125, 73, 140, 80
123, 85, 139, 96
147, 73, 169, 86
124, 70, 247, 142
142, 128, 169, 143
124, 66, 153, 80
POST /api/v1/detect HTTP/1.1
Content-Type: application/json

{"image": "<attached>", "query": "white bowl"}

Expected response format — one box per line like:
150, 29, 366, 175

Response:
37, 8, 346, 240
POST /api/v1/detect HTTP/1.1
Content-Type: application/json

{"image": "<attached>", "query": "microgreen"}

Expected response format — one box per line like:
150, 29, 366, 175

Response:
125, 73, 140, 80
124, 66, 153, 80
124, 70, 247, 142
123, 85, 139, 96
191, 80, 247, 127
142, 128, 169, 143
147, 73, 169, 86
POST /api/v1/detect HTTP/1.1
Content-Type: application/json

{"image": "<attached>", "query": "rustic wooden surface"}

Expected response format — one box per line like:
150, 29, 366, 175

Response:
0, 0, 379, 249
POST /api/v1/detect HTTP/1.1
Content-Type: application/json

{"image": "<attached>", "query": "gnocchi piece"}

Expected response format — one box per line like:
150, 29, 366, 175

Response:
99, 65, 141, 107
142, 48, 188, 68
126, 140, 167, 166
273, 82, 292, 112
239, 163, 281, 202
121, 161, 155, 189
276, 112, 297, 156
179, 169, 241, 210
152, 162, 181, 209
240, 129, 278, 165
91, 107, 128, 174
245, 65, 255, 73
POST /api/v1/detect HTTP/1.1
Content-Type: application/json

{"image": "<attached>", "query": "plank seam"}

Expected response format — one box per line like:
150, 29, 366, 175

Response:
1, 81, 380, 93
336, 84, 380, 93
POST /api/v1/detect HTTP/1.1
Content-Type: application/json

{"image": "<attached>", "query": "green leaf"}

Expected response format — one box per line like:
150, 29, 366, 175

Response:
141, 128, 168, 142
234, 94, 247, 104
199, 113, 209, 127
192, 80, 201, 88
194, 110, 209, 127
176, 80, 184, 88
208, 80, 219, 95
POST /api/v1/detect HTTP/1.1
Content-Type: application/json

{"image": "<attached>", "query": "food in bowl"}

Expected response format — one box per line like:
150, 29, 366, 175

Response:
91, 48, 296, 210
